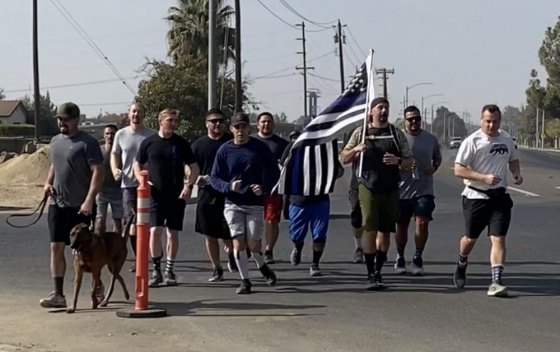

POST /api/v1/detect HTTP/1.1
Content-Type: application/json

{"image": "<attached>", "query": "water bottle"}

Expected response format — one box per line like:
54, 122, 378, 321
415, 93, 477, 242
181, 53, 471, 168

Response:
411, 167, 419, 180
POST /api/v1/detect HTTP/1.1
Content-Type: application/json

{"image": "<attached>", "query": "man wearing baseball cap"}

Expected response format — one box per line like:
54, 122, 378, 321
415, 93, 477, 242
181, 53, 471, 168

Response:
340, 97, 413, 290
40, 102, 104, 308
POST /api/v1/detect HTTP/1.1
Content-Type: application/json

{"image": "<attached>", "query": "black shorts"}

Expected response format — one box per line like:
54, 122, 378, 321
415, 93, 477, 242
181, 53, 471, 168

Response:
195, 189, 230, 239
123, 187, 137, 221
150, 196, 186, 231
397, 195, 436, 223
462, 194, 513, 239
348, 187, 362, 229
48, 204, 94, 245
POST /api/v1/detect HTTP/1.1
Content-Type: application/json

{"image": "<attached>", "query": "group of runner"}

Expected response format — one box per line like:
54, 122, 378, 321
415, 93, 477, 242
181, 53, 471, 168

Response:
39, 98, 522, 308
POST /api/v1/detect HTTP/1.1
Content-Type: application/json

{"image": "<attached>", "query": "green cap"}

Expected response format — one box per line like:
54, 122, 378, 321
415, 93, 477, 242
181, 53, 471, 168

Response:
56, 102, 80, 119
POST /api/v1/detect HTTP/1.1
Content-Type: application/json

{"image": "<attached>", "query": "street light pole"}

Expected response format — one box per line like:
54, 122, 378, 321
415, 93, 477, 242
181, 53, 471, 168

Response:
405, 82, 433, 107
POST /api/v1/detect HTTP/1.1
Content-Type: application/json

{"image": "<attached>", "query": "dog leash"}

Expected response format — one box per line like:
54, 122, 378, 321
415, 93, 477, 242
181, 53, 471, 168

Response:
5, 195, 48, 228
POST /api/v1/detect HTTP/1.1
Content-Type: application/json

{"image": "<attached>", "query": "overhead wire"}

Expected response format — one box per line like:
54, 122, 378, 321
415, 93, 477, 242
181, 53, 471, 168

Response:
277, 0, 335, 28
48, 0, 136, 96
256, 0, 298, 29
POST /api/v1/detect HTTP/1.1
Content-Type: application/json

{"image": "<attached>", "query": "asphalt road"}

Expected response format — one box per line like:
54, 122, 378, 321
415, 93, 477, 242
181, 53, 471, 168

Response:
0, 148, 558, 352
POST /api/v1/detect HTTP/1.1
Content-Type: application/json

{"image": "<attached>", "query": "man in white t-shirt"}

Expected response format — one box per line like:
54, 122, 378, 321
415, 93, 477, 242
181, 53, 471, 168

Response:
453, 104, 523, 297
110, 103, 156, 271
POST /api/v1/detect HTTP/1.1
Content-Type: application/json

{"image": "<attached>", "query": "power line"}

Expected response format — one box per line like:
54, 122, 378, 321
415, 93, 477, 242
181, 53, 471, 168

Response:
4, 76, 144, 93
256, 0, 298, 29
277, 0, 335, 27
345, 25, 366, 56
251, 50, 333, 79
253, 73, 298, 80
308, 73, 338, 82
48, 0, 136, 96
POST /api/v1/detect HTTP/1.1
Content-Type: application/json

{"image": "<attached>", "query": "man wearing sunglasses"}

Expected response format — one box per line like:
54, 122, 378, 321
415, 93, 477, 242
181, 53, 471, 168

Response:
210, 113, 279, 294
192, 109, 236, 282
394, 106, 441, 276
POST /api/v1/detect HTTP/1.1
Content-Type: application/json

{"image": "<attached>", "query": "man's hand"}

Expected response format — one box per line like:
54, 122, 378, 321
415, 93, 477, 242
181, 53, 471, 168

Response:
483, 174, 501, 186
512, 173, 523, 185
354, 144, 367, 154
179, 185, 193, 200
250, 184, 263, 196
43, 184, 53, 199
79, 198, 95, 216
196, 175, 210, 187
113, 168, 122, 181
231, 180, 242, 193
383, 153, 400, 166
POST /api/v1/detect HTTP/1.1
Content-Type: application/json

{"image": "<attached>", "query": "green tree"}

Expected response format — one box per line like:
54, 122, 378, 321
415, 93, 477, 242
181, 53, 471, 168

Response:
545, 119, 560, 139
431, 106, 467, 140
0, 88, 5, 100
538, 16, 560, 111
136, 57, 245, 141
20, 91, 58, 136
165, 0, 235, 66
274, 112, 289, 123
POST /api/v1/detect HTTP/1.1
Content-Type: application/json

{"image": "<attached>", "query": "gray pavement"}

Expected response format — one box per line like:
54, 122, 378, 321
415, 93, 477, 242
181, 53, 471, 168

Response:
0, 148, 559, 352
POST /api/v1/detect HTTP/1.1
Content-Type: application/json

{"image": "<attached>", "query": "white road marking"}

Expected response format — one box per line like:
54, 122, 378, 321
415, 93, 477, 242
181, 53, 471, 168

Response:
508, 186, 540, 197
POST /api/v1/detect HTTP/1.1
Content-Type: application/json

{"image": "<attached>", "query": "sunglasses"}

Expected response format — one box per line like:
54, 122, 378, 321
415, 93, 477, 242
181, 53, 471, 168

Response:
405, 116, 421, 122
207, 119, 224, 124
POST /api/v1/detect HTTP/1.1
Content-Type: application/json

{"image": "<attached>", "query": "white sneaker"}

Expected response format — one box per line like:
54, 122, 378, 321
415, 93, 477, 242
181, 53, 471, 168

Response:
39, 292, 67, 308
487, 282, 508, 297
394, 257, 406, 274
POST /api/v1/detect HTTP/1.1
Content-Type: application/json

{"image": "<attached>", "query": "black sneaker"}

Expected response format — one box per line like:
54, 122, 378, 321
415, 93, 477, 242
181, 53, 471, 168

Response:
164, 270, 178, 286
149, 269, 163, 287
264, 251, 274, 264
208, 267, 224, 282
366, 272, 386, 291
394, 256, 406, 274
411, 255, 424, 276
236, 279, 252, 294
259, 264, 277, 286
453, 264, 467, 289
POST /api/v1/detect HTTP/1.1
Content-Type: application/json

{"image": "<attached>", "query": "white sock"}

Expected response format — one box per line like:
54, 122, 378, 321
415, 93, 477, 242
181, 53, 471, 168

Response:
234, 249, 250, 280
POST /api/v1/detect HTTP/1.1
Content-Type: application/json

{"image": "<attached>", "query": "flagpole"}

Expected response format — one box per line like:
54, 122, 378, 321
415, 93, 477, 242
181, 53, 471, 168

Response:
358, 49, 375, 178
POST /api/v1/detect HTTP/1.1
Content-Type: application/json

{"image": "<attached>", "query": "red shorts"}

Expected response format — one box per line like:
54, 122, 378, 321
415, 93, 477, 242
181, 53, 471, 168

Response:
263, 194, 283, 222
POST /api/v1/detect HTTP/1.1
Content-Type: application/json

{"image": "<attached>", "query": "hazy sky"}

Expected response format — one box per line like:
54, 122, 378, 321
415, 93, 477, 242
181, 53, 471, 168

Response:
1, 1, 559, 123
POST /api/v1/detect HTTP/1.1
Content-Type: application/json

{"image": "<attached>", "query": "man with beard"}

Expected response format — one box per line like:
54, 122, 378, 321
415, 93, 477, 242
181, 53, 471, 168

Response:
394, 106, 441, 276
211, 113, 278, 294
192, 108, 236, 282
453, 104, 522, 297
134, 109, 199, 287
111, 103, 155, 272
95, 124, 123, 235
340, 97, 412, 290
40, 102, 104, 308
252, 112, 289, 264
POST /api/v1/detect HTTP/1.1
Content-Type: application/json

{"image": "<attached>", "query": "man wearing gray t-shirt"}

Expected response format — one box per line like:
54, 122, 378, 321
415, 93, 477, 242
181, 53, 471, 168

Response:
394, 106, 442, 276
110, 103, 156, 271
39, 102, 104, 309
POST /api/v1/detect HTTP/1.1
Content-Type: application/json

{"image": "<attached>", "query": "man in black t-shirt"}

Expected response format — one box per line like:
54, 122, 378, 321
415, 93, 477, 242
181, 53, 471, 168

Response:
252, 112, 289, 264
192, 109, 236, 282
134, 109, 199, 287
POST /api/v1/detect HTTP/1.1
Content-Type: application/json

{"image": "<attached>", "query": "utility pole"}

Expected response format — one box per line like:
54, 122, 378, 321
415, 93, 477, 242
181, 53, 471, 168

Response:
208, 0, 217, 109
375, 68, 395, 99
32, 0, 40, 141
335, 19, 346, 93
535, 107, 539, 148
234, 0, 242, 112
541, 109, 545, 148
296, 22, 313, 117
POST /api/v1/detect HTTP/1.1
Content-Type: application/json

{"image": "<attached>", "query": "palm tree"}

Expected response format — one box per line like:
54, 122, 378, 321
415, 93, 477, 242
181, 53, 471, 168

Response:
166, 0, 235, 66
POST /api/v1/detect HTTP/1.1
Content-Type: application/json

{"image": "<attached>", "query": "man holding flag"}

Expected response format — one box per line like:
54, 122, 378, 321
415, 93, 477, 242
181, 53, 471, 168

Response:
340, 97, 413, 290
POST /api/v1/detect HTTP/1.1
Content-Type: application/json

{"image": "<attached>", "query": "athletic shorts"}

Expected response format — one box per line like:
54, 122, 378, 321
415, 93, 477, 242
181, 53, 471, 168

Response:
462, 194, 513, 239
358, 184, 398, 233
348, 187, 362, 229
223, 203, 263, 240
150, 196, 186, 231
48, 204, 95, 245
288, 200, 329, 243
96, 191, 123, 220
195, 188, 230, 239
263, 194, 282, 222
397, 195, 436, 223
123, 187, 137, 221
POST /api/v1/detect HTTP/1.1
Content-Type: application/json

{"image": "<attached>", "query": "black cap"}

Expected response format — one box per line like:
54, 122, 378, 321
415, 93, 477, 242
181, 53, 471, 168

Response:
370, 97, 389, 108
56, 102, 80, 119
231, 112, 250, 125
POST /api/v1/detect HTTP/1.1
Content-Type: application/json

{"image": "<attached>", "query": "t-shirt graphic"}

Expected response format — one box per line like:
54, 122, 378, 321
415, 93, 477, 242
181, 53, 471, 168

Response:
489, 143, 509, 156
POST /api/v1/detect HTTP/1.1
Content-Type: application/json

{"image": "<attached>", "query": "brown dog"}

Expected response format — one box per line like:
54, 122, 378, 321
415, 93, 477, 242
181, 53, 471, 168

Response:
66, 217, 133, 313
